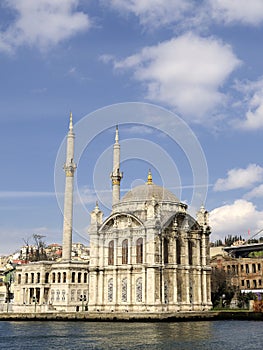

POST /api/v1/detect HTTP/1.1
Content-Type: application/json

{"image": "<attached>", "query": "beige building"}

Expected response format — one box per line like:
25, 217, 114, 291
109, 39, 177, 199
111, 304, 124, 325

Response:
211, 252, 263, 294
12, 114, 212, 313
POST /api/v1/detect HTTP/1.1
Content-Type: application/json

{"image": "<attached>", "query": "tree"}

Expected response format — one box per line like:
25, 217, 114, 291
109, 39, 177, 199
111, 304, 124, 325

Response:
237, 291, 255, 309
211, 268, 235, 308
3, 262, 16, 312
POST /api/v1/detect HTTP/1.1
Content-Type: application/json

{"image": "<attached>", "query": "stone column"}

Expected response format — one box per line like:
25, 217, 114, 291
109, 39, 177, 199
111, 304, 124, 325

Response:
201, 233, 207, 305
195, 238, 202, 308
179, 232, 190, 310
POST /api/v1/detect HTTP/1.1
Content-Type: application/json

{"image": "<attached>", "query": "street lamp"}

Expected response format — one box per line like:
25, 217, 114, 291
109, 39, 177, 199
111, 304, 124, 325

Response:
32, 296, 37, 312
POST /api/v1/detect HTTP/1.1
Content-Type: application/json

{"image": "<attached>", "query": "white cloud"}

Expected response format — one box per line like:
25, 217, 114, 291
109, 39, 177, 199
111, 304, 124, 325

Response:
214, 164, 263, 191
107, 1, 263, 31
209, 0, 263, 26
210, 199, 263, 241
112, 33, 240, 121
0, 0, 90, 53
234, 78, 263, 130
245, 184, 263, 199
107, 0, 194, 29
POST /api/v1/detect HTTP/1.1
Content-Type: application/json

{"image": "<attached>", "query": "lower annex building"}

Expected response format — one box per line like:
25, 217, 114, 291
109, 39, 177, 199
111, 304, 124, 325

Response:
12, 114, 212, 313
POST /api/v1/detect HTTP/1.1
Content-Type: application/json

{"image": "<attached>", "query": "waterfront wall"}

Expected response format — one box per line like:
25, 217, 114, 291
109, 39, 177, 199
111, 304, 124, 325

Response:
0, 311, 263, 321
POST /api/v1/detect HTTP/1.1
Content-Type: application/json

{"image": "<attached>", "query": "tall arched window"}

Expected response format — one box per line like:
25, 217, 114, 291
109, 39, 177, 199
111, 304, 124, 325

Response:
122, 278, 127, 302
164, 237, 169, 264
176, 239, 181, 265
78, 272, 81, 283
136, 277, 142, 302
84, 272, 87, 283
108, 278, 113, 302
136, 238, 143, 264
57, 272, 61, 283
63, 272, 66, 283
108, 240, 114, 265
45, 272, 49, 283
72, 272, 75, 283
122, 239, 128, 264
71, 289, 75, 301
52, 272, 56, 283
188, 240, 193, 265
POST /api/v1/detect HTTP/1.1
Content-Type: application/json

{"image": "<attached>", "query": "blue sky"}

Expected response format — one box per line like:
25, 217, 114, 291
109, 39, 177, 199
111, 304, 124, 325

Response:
1, 0, 263, 255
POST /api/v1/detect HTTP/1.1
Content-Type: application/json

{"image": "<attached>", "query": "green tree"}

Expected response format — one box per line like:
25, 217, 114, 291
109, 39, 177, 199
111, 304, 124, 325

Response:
211, 268, 235, 308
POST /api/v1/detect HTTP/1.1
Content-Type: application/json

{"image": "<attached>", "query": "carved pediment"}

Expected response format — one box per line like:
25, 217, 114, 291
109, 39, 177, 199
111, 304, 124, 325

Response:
99, 212, 144, 233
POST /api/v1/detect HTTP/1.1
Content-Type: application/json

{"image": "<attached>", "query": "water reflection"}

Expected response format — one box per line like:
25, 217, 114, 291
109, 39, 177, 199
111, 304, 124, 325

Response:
0, 320, 262, 350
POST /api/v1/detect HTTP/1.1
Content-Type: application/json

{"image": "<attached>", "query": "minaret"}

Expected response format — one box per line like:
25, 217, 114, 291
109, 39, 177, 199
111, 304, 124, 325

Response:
62, 112, 77, 261
110, 126, 122, 206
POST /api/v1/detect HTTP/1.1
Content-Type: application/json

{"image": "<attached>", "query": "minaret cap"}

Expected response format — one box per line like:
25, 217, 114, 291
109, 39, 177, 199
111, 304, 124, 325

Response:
147, 169, 153, 184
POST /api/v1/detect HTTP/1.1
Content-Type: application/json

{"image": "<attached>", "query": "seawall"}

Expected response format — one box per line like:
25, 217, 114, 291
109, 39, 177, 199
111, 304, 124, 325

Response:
0, 311, 262, 322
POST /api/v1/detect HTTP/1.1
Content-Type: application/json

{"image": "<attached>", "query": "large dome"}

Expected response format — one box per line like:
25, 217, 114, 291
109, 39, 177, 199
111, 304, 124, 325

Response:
121, 183, 180, 203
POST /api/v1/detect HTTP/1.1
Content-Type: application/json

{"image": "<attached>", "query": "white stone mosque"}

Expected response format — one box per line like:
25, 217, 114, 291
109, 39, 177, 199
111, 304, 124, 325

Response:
13, 113, 212, 313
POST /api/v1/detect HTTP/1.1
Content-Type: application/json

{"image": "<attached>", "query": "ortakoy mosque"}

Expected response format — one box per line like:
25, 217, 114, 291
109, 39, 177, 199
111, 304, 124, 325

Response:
13, 114, 212, 313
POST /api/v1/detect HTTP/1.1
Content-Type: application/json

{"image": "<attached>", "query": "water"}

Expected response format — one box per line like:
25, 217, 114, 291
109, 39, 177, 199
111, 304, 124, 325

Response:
0, 320, 262, 350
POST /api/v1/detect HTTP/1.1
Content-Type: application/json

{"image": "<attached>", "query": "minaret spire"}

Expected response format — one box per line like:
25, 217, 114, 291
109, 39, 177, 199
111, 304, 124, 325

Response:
110, 125, 122, 207
69, 111, 73, 132
62, 112, 77, 261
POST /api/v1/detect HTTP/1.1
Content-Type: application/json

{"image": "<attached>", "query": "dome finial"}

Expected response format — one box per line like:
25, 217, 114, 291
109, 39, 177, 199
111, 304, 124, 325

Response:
147, 169, 152, 184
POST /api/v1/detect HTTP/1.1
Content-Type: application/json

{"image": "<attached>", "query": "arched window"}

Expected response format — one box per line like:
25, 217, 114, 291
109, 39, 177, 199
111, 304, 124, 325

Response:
17, 274, 21, 284
136, 238, 143, 264
71, 289, 75, 301
31, 273, 34, 284
176, 239, 181, 265
164, 237, 169, 264
78, 272, 81, 283
72, 272, 75, 283
136, 277, 142, 302
188, 240, 193, 265
108, 240, 114, 265
63, 272, 66, 283
52, 272, 56, 283
122, 239, 128, 264
25, 273, 28, 284
45, 272, 49, 283
84, 272, 87, 283
108, 278, 113, 302
122, 278, 127, 302
164, 280, 169, 304
57, 272, 61, 283
37, 272, 40, 283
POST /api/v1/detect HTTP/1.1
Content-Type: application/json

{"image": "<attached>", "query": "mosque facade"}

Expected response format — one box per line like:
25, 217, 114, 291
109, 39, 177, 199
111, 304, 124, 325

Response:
12, 114, 212, 313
